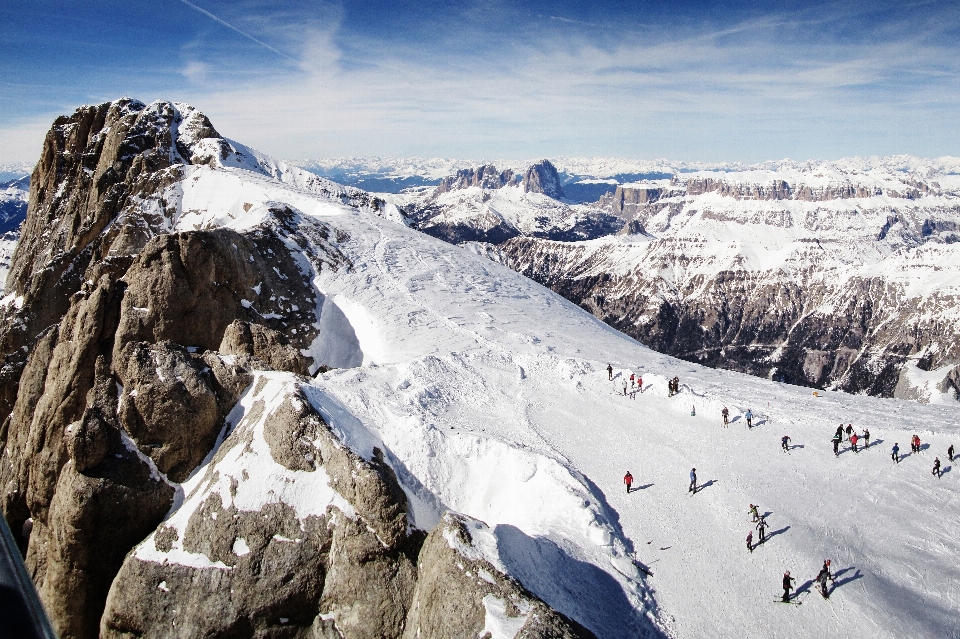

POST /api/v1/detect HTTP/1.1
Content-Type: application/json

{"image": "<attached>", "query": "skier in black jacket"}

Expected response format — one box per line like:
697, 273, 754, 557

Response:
782, 571, 795, 602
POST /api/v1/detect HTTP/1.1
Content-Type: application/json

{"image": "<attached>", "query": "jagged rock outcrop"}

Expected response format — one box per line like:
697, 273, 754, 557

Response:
404, 513, 595, 639
0, 100, 347, 638
434, 165, 517, 195
521, 160, 565, 200
100, 381, 420, 639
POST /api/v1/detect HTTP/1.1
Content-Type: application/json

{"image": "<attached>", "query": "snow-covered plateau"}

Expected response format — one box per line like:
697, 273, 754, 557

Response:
1, 100, 958, 639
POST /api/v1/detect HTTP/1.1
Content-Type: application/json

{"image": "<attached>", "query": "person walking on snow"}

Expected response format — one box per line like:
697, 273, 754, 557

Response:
746, 531, 753, 553
624, 471, 634, 493
623, 379, 628, 396
630, 373, 635, 388
932, 458, 942, 478
816, 560, 835, 598
863, 428, 870, 448
637, 376, 643, 392
745, 409, 753, 429
721, 406, 729, 427
607, 364, 613, 380
749, 504, 760, 522
845, 424, 854, 438
850, 432, 859, 453
782, 571, 796, 602
832, 432, 842, 457
689, 468, 697, 493
781, 435, 792, 453
892, 443, 900, 463
756, 516, 768, 543
949, 444, 955, 462
835, 424, 845, 441
912, 434, 921, 453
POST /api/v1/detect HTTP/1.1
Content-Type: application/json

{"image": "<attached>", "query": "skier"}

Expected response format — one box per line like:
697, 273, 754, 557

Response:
892, 443, 900, 464
781, 435, 791, 453
949, 444, 955, 462
912, 434, 921, 454
624, 471, 634, 493
746, 531, 753, 553
637, 376, 643, 392
932, 458, 941, 478
782, 571, 795, 603
756, 516, 768, 543
749, 504, 760, 522
863, 428, 870, 448
832, 432, 842, 457
850, 432, 859, 454
745, 408, 753, 429
688, 468, 697, 494
607, 364, 613, 380
721, 406, 729, 427
815, 560, 835, 598
845, 424, 854, 438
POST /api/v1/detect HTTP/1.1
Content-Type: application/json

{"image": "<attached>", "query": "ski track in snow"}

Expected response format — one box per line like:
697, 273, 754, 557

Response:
125, 160, 960, 639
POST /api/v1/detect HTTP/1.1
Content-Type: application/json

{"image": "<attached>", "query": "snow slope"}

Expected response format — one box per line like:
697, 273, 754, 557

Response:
149, 158, 960, 638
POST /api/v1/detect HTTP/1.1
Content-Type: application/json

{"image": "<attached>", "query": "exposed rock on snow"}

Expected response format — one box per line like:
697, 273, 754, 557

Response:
404, 512, 594, 639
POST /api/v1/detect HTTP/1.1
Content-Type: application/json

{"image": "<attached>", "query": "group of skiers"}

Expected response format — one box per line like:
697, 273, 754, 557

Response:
718, 406, 753, 428
831, 423, 869, 456
745, 504, 769, 552
889, 435, 952, 477
781, 560, 836, 603
668, 376, 680, 396
608, 365, 644, 399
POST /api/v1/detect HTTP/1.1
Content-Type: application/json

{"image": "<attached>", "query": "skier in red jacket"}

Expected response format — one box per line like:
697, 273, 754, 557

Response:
624, 471, 633, 494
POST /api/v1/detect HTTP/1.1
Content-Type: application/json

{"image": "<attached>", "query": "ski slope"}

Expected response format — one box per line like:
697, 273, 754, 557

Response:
165, 160, 959, 638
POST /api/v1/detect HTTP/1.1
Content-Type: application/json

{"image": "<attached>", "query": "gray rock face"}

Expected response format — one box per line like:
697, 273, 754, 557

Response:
434, 165, 517, 195
0, 100, 348, 638
100, 383, 418, 639
220, 320, 312, 376
404, 513, 595, 639
521, 160, 565, 200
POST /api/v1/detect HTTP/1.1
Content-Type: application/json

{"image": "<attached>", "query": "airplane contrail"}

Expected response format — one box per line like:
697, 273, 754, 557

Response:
179, 0, 298, 62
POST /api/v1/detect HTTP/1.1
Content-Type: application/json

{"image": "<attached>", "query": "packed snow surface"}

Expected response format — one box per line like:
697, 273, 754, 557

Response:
113, 157, 960, 638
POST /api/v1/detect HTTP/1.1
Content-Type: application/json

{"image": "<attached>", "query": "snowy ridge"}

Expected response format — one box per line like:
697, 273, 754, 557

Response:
117, 146, 960, 637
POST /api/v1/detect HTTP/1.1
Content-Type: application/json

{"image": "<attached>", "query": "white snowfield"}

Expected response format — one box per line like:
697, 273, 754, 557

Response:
139, 154, 959, 639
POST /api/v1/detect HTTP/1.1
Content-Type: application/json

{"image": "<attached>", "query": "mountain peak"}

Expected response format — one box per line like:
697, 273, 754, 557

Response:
522, 159, 564, 199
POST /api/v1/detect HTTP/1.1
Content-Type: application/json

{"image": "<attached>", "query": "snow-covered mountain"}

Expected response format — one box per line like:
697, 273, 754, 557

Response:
384, 159, 623, 244
492, 165, 960, 401
2, 100, 959, 639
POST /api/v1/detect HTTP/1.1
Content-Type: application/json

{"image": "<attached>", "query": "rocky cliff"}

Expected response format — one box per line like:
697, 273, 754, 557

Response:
494, 207, 960, 400
0, 100, 600, 639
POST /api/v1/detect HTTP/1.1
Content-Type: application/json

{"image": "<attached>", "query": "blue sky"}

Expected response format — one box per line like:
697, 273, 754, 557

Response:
1, 0, 958, 164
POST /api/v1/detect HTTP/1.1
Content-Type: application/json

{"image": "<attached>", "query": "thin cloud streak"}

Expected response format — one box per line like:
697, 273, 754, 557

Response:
178, 0, 298, 63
